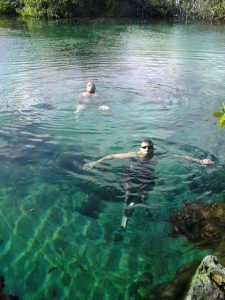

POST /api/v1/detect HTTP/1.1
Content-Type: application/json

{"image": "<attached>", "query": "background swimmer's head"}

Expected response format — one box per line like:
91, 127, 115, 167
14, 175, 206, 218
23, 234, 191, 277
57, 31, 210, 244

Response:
86, 81, 96, 94
140, 139, 154, 156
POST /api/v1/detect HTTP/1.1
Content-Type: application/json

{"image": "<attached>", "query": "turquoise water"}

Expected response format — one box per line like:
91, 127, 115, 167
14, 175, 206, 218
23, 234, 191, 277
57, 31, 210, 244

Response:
0, 18, 225, 299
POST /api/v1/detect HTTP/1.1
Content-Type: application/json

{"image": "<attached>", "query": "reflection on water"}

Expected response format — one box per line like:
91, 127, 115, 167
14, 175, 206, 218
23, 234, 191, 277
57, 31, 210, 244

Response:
0, 18, 225, 299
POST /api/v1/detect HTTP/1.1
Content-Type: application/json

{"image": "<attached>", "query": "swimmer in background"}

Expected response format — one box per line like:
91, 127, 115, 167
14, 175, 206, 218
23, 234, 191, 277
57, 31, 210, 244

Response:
75, 81, 109, 116
80, 81, 97, 98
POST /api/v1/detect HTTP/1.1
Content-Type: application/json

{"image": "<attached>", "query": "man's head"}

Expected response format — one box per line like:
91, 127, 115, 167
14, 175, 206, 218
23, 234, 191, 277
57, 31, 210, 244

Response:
140, 139, 154, 156
86, 81, 96, 94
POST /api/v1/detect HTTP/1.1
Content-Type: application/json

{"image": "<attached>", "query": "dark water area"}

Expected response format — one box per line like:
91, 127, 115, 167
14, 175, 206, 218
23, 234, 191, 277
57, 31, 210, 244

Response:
0, 17, 225, 299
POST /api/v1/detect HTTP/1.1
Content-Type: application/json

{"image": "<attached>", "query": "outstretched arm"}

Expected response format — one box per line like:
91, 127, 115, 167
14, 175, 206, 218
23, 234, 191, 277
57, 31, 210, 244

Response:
172, 154, 214, 166
83, 152, 136, 170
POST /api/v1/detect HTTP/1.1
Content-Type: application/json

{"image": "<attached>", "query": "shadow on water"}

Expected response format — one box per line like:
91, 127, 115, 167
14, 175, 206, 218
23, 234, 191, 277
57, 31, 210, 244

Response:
58, 151, 125, 218
31, 103, 55, 111
0, 122, 57, 165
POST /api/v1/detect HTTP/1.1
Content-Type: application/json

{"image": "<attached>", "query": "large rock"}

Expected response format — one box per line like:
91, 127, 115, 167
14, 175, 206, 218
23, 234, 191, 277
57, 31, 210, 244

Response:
185, 255, 225, 300
149, 260, 200, 300
149, 256, 225, 300
149, 201, 225, 300
0, 275, 20, 300
171, 201, 225, 252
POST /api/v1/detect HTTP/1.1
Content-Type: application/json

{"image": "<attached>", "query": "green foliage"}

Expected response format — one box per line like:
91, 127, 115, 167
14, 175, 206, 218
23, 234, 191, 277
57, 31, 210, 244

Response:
0, 0, 225, 20
181, 0, 225, 21
212, 0, 225, 21
18, 0, 80, 18
0, 0, 18, 15
213, 104, 225, 128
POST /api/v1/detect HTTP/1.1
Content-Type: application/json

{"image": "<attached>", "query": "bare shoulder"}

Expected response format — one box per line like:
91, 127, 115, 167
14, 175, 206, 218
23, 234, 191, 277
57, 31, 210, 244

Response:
79, 92, 98, 97
79, 92, 89, 97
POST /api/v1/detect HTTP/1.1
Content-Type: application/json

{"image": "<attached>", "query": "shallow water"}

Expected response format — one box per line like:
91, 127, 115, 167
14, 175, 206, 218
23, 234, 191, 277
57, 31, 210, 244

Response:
0, 17, 225, 299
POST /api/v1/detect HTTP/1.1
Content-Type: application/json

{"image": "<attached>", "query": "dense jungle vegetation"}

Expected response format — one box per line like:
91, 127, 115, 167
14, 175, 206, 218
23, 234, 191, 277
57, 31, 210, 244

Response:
0, 0, 225, 21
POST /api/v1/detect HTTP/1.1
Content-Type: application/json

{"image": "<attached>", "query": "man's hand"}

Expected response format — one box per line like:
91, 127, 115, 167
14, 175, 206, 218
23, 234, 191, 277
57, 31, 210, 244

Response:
83, 161, 96, 170
200, 159, 214, 166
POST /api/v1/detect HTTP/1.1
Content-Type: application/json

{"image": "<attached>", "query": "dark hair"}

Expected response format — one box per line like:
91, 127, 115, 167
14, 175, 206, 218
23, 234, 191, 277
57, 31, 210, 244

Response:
141, 139, 154, 148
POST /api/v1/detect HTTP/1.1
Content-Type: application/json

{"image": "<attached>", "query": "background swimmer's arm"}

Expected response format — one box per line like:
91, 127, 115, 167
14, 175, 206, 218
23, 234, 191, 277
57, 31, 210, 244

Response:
83, 152, 137, 169
172, 154, 214, 166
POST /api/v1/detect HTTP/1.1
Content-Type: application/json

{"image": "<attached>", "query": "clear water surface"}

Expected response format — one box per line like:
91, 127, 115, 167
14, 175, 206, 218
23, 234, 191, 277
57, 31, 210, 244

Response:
0, 17, 225, 299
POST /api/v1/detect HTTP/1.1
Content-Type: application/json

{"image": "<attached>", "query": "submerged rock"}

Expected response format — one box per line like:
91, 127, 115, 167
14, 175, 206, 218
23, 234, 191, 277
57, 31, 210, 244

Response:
171, 201, 225, 250
75, 195, 103, 218
185, 255, 225, 300
0, 276, 4, 292
150, 256, 225, 300
0, 275, 20, 300
150, 201, 225, 300
149, 261, 200, 300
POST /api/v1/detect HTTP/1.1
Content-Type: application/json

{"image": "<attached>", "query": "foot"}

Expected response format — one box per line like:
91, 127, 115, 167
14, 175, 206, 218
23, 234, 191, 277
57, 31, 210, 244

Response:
121, 215, 128, 229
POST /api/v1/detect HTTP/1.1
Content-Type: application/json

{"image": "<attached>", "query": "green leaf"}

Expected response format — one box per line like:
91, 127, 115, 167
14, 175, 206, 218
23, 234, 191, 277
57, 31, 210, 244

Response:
222, 103, 225, 113
220, 114, 225, 121
212, 112, 223, 118
218, 120, 225, 128
218, 115, 225, 128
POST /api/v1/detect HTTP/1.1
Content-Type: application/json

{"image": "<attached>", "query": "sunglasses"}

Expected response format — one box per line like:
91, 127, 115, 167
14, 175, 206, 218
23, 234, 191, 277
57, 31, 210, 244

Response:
141, 146, 152, 149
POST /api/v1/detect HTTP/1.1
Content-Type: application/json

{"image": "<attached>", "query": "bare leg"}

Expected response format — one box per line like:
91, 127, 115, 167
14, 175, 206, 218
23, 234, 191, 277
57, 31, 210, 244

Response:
121, 182, 135, 229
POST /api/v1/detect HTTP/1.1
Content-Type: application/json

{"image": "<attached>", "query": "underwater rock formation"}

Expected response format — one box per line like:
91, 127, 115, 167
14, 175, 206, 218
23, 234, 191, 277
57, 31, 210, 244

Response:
0, 275, 20, 300
149, 256, 225, 300
171, 201, 225, 251
75, 194, 103, 218
150, 201, 225, 300
128, 273, 153, 299
185, 255, 225, 300
149, 261, 200, 300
